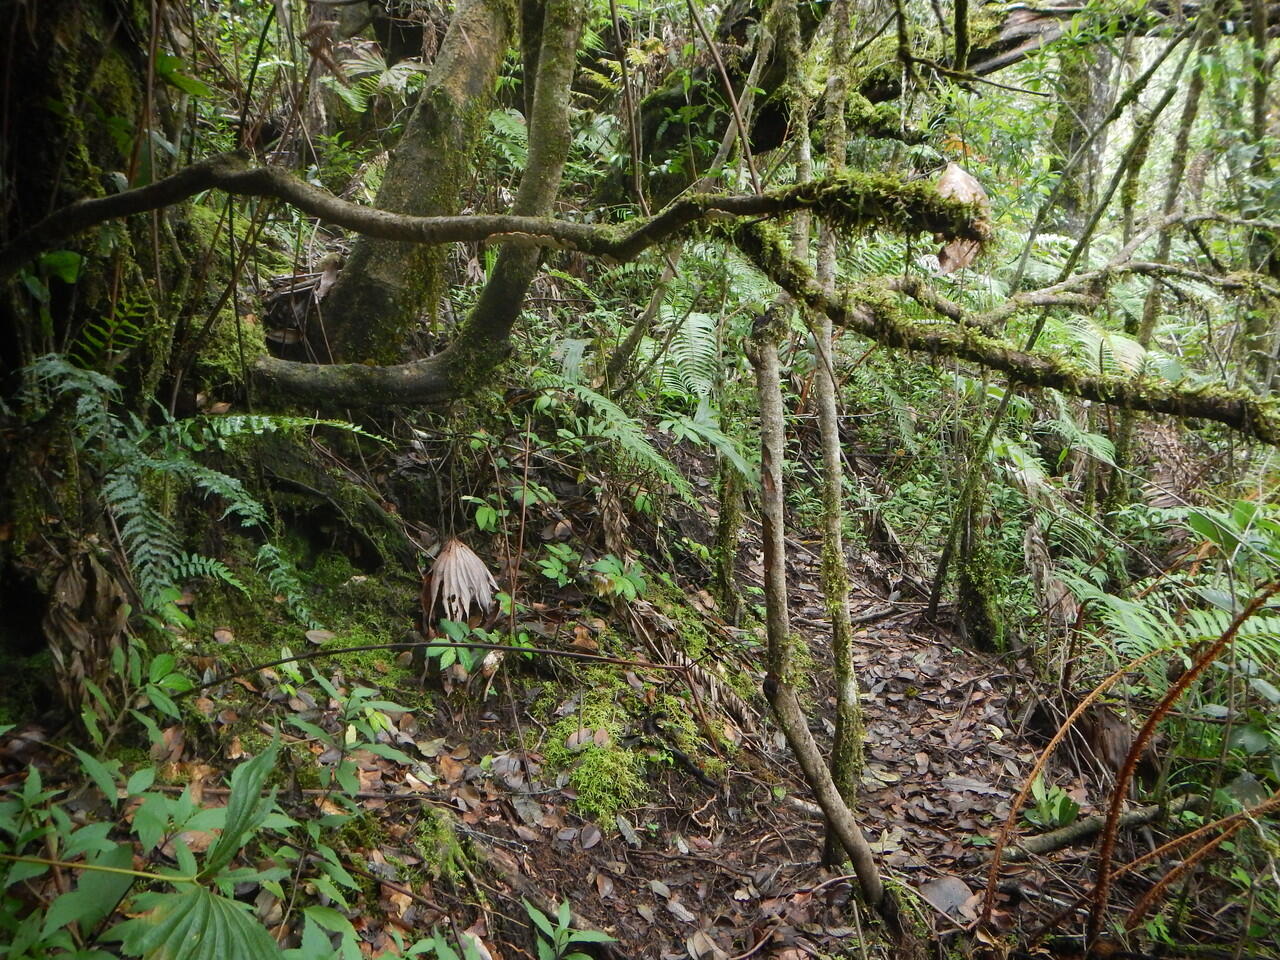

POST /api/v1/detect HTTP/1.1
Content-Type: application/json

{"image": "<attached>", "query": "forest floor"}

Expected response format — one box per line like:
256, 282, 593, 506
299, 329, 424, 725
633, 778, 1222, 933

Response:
0, 463, 1190, 960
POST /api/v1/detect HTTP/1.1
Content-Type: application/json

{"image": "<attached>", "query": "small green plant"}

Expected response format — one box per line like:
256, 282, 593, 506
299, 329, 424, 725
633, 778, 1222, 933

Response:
537, 542, 582, 587
0, 664, 453, 960
587, 554, 646, 601
24, 355, 379, 629
461, 494, 508, 533
522, 899, 615, 960
1023, 774, 1080, 830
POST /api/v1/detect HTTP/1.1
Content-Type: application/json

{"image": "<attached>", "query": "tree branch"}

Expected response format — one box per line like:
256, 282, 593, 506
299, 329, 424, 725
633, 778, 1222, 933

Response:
251, 180, 985, 406
733, 225, 1280, 445
0, 155, 986, 283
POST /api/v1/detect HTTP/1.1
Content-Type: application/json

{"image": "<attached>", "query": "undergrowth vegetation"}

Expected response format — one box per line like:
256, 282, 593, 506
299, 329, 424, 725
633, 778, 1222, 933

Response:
3, 0, 1280, 956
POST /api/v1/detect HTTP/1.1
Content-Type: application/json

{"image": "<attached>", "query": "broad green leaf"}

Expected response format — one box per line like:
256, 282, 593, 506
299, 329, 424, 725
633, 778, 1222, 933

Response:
63, 822, 116, 859
154, 54, 214, 98
109, 886, 284, 960
42, 842, 134, 936
358, 743, 415, 764
132, 793, 172, 854
199, 737, 279, 880
149, 654, 177, 685
523, 899, 555, 938
284, 913, 336, 960
566, 930, 617, 944
72, 747, 121, 808
302, 905, 355, 937
40, 250, 82, 284
127, 768, 157, 797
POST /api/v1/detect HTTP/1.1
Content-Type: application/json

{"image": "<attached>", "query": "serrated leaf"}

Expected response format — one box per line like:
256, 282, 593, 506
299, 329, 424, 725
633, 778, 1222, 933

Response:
127, 768, 157, 797
109, 886, 284, 959
522, 899, 555, 939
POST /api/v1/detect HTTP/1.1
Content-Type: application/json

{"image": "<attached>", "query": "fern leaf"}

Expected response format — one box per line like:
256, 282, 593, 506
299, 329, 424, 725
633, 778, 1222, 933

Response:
534, 371, 695, 504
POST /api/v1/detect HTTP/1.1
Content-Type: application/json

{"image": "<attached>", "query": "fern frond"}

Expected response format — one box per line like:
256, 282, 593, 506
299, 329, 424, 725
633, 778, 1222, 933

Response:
175, 553, 248, 594
534, 371, 695, 504
659, 309, 718, 400
1048, 314, 1149, 376
71, 292, 149, 369
256, 544, 321, 628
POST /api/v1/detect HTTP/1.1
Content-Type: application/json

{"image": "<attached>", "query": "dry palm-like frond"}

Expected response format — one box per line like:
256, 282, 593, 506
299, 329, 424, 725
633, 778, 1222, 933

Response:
421, 538, 498, 629
935, 162, 989, 274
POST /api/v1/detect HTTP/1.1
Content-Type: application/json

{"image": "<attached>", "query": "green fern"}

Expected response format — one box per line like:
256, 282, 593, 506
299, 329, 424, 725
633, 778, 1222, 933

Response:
256, 544, 321, 629
24, 354, 369, 626
534, 370, 695, 504
659, 308, 718, 400
1066, 575, 1280, 677
71, 289, 149, 369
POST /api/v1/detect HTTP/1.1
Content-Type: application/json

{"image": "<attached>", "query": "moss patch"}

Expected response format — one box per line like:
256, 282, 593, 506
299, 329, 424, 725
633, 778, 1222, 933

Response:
541, 667, 648, 822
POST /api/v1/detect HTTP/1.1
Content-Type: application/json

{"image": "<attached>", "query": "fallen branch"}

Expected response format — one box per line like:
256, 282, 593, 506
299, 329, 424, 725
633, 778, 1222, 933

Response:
999, 795, 1206, 862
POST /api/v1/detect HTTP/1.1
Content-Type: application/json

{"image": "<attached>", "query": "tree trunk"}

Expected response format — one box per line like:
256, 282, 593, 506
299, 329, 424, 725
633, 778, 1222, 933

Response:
749, 309, 897, 935
319, 0, 513, 364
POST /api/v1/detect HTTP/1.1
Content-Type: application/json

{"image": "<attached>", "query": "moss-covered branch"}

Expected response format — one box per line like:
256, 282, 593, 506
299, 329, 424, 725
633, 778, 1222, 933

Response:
0, 157, 986, 283
733, 224, 1280, 445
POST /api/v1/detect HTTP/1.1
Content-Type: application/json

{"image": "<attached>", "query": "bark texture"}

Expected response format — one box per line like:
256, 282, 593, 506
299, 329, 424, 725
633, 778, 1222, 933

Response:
320, 0, 514, 363
749, 310, 891, 926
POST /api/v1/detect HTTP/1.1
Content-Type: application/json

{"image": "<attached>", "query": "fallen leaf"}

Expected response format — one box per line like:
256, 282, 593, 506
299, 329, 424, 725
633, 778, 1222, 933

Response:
918, 876, 972, 918
665, 898, 697, 923
686, 929, 727, 960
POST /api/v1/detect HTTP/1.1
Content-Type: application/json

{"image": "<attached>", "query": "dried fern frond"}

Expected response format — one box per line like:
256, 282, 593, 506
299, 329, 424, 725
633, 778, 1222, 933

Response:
421, 538, 498, 628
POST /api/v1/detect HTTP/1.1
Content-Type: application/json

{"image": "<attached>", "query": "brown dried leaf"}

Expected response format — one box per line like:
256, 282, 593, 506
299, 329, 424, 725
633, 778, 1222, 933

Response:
421, 538, 498, 628
935, 163, 989, 274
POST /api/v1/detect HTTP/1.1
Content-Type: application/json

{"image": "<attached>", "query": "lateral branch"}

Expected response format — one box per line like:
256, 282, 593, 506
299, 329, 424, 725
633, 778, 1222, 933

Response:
0, 151, 984, 282
732, 224, 1280, 446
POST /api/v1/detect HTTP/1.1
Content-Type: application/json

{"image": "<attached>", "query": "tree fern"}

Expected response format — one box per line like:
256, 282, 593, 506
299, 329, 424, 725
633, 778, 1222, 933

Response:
1066, 575, 1280, 678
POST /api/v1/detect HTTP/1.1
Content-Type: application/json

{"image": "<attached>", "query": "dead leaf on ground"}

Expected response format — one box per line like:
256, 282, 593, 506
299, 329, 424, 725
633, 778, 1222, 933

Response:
421, 538, 498, 627
918, 876, 972, 918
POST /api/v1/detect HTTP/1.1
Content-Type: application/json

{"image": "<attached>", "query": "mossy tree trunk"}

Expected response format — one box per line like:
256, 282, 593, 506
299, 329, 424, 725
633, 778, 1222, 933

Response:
319, 0, 515, 364
810, 0, 865, 869
750, 308, 910, 943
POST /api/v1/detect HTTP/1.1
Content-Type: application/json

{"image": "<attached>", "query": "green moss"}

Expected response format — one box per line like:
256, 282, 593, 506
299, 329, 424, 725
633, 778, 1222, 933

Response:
653, 583, 713, 659
563, 747, 647, 822
188, 538, 420, 699
412, 808, 468, 882
651, 693, 700, 754
540, 667, 649, 820
196, 305, 267, 383
338, 810, 388, 850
